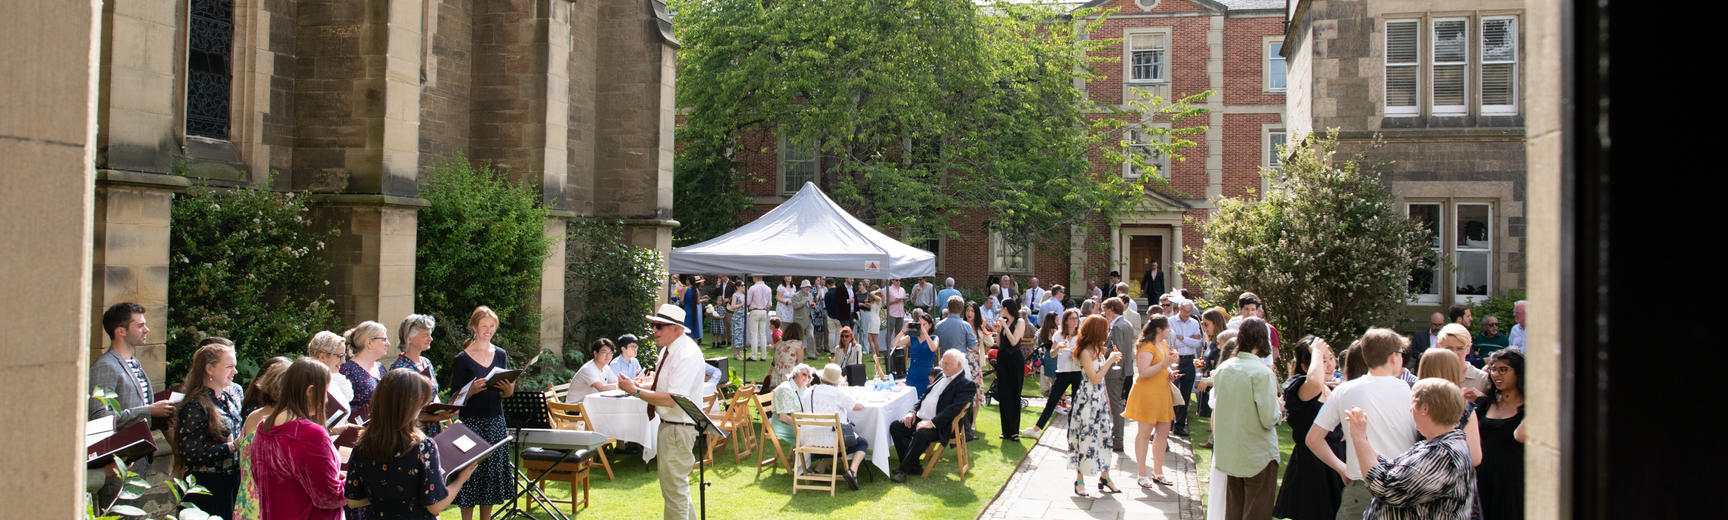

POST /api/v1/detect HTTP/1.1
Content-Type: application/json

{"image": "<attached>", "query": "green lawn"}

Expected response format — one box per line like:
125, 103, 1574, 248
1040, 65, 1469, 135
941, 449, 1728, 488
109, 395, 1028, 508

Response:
439, 337, 1042, 519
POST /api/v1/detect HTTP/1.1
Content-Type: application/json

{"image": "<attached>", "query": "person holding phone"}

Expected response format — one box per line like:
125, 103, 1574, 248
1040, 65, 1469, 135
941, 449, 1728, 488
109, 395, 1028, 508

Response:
449, 306, 516, 520
894, 309, 940, 397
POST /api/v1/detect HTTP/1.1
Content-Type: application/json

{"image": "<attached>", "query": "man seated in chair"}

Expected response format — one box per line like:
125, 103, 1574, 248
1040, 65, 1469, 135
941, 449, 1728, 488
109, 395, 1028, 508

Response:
889, 349, 976, 483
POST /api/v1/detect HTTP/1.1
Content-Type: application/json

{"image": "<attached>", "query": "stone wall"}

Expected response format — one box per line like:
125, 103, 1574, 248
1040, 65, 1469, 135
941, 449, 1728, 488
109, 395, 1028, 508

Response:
1, 0, 99, 514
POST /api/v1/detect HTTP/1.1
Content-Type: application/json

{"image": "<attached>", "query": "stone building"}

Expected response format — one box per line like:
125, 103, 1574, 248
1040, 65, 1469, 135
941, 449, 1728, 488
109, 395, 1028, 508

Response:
1283, 0, 1527, 316
89, 0, 679, 388
731, 0, 1288, 301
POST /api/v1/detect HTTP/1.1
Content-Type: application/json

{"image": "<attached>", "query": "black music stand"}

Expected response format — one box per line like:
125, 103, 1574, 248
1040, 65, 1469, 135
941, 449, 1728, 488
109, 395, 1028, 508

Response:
672, 394, 726, 520
498, 392, 565, 520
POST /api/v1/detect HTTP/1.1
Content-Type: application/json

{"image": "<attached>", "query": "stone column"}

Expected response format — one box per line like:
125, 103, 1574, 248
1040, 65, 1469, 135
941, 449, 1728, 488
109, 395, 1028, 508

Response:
0, 0, 99, 513
1523, 0, 1562, 517
90, 172, 190, 386
297, 0, 425, 328
594, 0, 679, 260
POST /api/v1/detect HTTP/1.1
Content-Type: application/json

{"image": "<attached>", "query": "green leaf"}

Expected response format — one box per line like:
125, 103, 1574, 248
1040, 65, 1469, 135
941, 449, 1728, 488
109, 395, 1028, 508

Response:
107, 505, 147, 516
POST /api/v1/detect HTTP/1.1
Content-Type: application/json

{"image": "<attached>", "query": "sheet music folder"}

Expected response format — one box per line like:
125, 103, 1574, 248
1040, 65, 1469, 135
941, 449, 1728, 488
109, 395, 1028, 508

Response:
433, 423, 513, 484
670, 394, 725, 440
86, 420, 155, 469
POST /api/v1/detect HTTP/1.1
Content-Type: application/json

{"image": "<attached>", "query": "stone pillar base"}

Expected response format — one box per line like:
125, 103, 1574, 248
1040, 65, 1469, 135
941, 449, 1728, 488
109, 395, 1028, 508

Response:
311, 195, 426, 328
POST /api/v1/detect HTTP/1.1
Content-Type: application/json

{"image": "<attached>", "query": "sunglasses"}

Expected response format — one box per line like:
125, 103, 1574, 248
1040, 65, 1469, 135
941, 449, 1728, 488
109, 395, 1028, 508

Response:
651, 323, 673, 330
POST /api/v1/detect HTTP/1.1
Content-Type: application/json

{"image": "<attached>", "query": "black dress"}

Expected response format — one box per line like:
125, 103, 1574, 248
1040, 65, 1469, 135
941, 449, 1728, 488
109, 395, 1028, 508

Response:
1474, 397, 1525, 520
995, 321, 1027, 437
1272, 374, 1346, 520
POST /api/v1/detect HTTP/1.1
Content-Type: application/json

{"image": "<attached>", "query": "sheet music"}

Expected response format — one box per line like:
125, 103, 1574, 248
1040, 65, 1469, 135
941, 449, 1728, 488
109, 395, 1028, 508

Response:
451, 366, 519, 406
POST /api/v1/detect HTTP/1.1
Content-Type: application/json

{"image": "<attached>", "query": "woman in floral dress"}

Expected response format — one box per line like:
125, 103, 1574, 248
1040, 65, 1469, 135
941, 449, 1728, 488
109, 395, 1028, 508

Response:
1068, 315, 1124, 497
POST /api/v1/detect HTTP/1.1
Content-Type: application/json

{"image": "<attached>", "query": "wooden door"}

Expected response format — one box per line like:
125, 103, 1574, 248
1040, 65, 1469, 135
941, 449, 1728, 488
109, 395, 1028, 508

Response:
1127, 235, 1162, 298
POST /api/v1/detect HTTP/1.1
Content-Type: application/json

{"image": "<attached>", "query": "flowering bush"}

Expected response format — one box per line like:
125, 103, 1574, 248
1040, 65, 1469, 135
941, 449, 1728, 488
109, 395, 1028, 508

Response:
168, 182, 341, 381
415, 153, 552, 385
565, 218, 667, 371
1184, 130, 1434, 373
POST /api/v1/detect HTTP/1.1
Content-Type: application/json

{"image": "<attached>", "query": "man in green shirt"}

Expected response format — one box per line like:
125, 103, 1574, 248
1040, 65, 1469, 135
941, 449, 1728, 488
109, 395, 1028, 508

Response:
1213, 317, 1281, 519
1473, 315, 1510, 363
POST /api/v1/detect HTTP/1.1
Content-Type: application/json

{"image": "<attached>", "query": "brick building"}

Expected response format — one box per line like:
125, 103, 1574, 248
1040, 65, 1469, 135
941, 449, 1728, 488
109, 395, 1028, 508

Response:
1283, 0, 1527, 315
730, 0, 1286, 302
89, 0, 679, 385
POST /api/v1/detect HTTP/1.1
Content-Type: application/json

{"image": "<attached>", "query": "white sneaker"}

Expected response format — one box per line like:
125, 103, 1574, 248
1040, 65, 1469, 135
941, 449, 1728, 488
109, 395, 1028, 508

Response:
1018, 426, 1040, 437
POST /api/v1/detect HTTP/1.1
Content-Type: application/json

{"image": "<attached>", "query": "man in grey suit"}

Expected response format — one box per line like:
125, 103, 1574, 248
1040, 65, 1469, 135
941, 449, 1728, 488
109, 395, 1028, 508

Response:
1101, 297, 1137, 452
89, 302, 175, 427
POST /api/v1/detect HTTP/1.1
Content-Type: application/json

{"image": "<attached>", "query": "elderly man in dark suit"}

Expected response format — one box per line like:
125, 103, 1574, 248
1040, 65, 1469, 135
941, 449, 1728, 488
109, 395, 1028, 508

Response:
889, 349, 978, 482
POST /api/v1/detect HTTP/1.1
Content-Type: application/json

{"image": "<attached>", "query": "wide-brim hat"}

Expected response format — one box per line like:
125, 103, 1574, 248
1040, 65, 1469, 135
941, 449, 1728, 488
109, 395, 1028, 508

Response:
819, 363, 845, 385
800, 279, 812, 288
646, 303, 686, 327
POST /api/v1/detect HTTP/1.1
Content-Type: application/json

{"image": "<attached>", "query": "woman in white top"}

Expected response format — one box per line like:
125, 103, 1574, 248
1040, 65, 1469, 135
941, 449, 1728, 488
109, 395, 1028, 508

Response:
1027, 308, 1082, 436
805, 364, 867, 489
566, 338, 620, 404
305, 331, 356, 426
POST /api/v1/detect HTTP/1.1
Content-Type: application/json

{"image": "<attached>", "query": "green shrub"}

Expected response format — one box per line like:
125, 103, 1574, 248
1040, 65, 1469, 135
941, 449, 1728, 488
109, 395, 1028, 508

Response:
416, 153, 552, 387
1470, 289, 1525, 334
516, 348, 587, 393
566, 219, 666, 370
168, 182, 341, 382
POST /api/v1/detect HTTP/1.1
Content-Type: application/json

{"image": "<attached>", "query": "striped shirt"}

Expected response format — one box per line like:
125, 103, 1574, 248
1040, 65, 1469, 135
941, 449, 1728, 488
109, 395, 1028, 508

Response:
1365, 429, 1477, 520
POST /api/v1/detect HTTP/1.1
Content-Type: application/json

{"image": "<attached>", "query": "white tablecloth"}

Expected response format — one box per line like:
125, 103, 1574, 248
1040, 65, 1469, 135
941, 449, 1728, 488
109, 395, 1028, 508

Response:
839, 385, 918, 474
580, 384, 720, 463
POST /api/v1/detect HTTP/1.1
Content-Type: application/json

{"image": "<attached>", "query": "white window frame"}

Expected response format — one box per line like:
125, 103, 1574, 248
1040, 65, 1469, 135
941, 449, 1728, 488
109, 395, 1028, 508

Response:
1430, 17, 1470, 116
1264, 38, 1287, 93
1265, 127, 1288, 170
1407, 202, 1444, 305
1480, 16, 1519, 115
1124, 30, 1169, 85
1121, 123, 1170, 180
989, 230, 1034, 274
1384, 19, 1421, 117
1453, 202, 1493, 303
777, 132, 819, 195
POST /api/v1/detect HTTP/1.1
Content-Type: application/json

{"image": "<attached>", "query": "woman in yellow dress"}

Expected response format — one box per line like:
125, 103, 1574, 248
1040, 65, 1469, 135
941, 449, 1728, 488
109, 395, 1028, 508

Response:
1121, 313, 1177, 487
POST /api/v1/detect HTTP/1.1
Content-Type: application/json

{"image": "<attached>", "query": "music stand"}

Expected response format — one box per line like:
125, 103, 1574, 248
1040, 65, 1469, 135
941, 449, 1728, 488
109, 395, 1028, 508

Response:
498, 392, 564, 520
671, 394, 726, 520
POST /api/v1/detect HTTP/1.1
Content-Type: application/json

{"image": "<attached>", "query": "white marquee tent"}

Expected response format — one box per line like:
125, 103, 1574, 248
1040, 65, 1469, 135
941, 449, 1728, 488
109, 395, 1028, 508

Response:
667, 182, 936, 279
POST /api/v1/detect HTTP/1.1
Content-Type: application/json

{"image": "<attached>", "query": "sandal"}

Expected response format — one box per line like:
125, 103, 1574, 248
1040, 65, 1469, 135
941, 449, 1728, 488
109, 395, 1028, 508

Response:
1074, 479, 1090, 497
1137, 475, 1156, 488
1151, 474, 1174, 486
1098, 475, 1122, 494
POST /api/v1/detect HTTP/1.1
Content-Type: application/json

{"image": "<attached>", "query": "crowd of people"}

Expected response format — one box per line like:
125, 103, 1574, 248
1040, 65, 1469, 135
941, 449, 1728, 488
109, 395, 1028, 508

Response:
672, 269, 1531, 519
86, 299, 720, 520
91, 265, 1531, 520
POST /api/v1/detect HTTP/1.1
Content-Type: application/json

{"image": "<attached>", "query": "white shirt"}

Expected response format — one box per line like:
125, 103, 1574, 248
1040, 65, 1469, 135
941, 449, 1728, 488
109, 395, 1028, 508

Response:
917, 373, 957, 421
567, 361, 618, 404
1313, 375, 1418, 480
328, 373, 355, 411
1508, 323, 1526, 353
1169, 315, 1204, 356
1051, 331, 1079, 373
652, 335, 707, 423
1023, 287, 1047, 308
805, 384, 856, 418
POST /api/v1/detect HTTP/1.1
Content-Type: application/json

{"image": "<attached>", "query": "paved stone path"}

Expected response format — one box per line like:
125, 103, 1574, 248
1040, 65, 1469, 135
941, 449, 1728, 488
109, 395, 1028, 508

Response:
979, 398, 1204, 520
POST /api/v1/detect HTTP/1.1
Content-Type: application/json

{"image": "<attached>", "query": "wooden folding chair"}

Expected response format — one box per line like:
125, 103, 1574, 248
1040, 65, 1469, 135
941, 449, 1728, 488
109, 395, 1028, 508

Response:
754, 392, 791, 476
921, 401, 972, 481
788, 412, 845, 496
546, 400, 616, 480
546, 382, 571, 403
704, 384, 758, 464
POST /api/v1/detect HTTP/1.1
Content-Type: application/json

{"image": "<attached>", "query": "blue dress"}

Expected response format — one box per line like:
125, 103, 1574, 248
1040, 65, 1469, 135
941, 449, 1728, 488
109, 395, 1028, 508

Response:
682, 286, 704, 341
907, 335, 935, 397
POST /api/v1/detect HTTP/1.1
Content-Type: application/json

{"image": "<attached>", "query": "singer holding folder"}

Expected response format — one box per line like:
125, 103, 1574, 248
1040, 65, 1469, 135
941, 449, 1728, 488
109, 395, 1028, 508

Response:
449, 306, 517, 520
344, 369, 477, 519
617, 303, 705, 520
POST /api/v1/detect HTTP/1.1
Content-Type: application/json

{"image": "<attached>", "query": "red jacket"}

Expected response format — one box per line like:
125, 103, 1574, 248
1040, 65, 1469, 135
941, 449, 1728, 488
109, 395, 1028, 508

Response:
252, 418, 344, 520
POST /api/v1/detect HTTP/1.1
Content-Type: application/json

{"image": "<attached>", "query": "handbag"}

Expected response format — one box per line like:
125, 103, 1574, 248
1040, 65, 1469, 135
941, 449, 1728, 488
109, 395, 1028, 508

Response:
1169, 382, 1187, 406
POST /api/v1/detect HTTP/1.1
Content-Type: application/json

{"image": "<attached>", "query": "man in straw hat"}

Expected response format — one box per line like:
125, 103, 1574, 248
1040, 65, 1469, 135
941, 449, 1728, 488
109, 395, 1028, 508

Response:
619, 303, 707, 520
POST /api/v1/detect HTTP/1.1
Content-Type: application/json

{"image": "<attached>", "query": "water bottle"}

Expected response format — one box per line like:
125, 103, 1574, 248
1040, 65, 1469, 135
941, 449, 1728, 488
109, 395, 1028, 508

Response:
1333, 368, 1343, 382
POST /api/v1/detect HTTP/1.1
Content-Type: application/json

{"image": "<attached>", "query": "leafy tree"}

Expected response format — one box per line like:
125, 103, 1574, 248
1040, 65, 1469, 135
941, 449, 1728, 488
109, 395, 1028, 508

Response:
168, 182, 341, 382
416, 153, 552, 383
565, 218, 666, 369
1184, 131, 1434, 367
670, 0, 1204, 247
